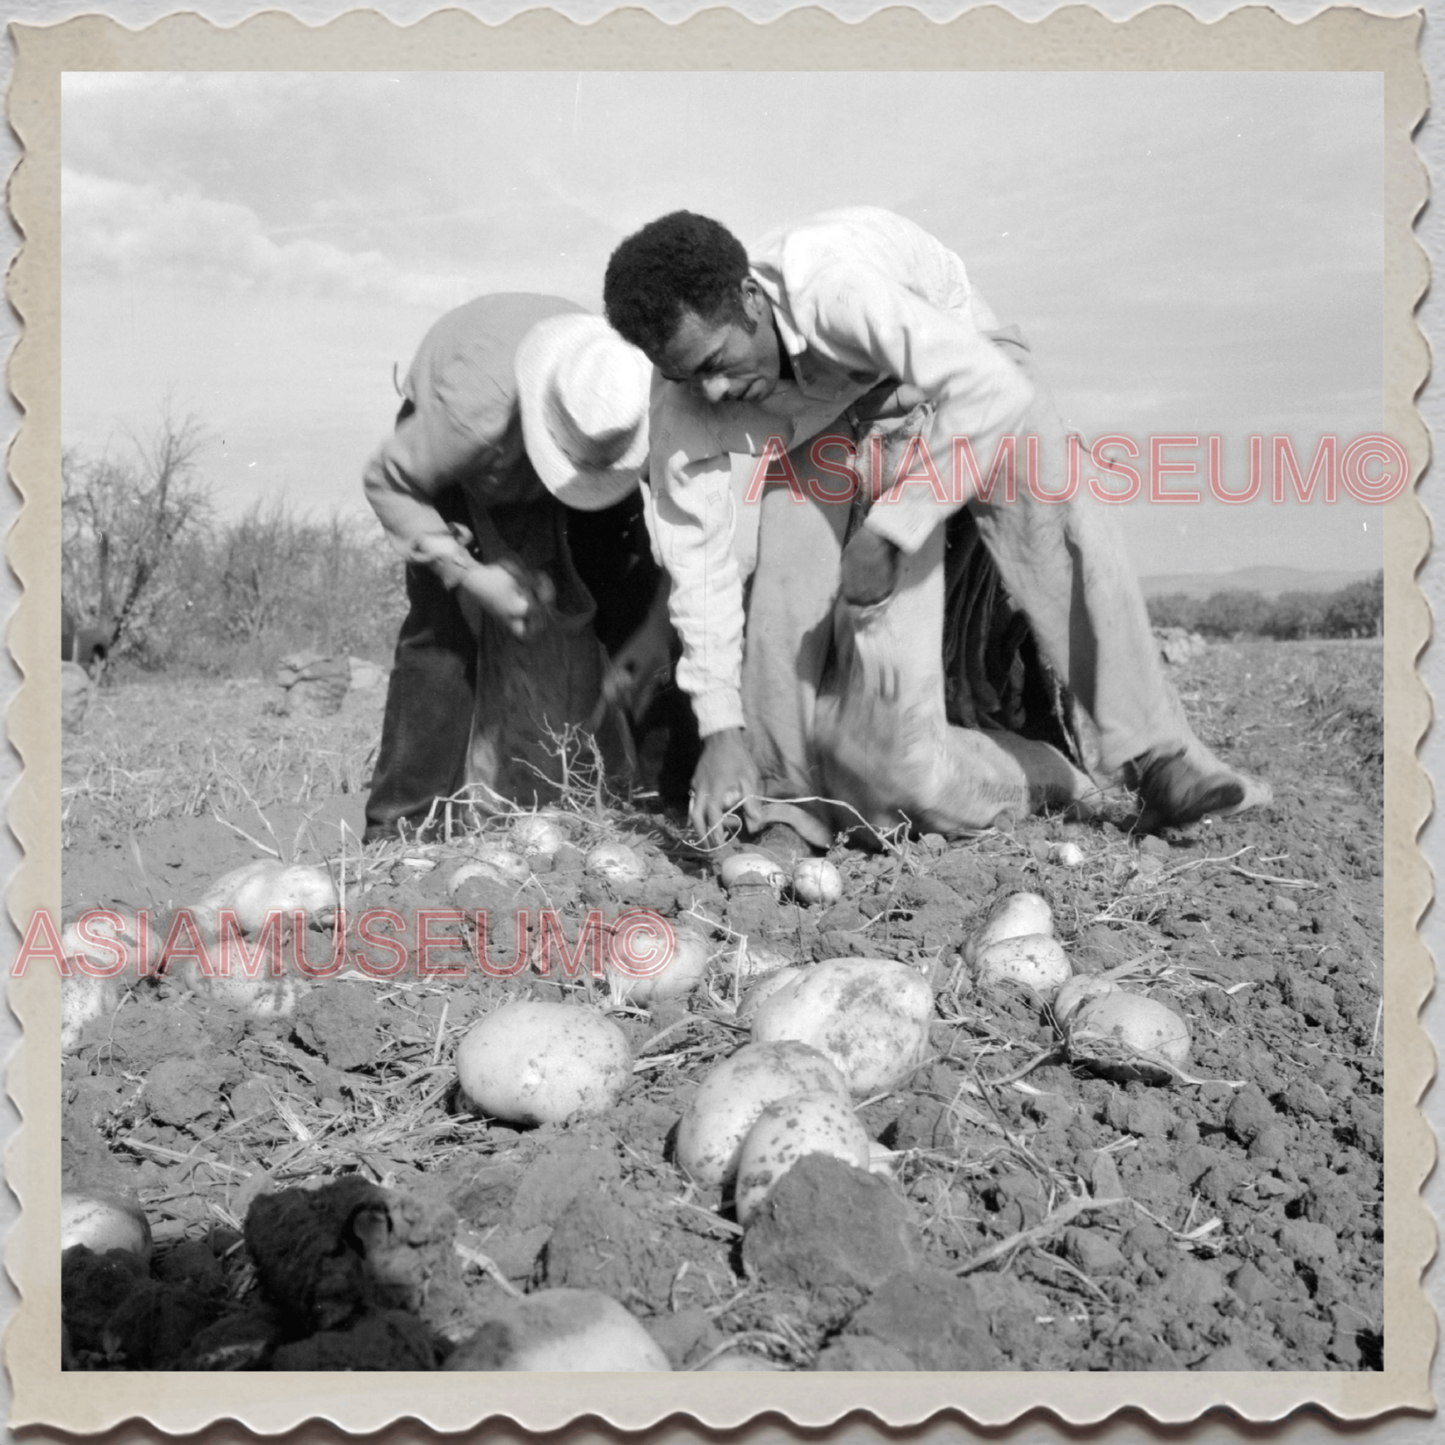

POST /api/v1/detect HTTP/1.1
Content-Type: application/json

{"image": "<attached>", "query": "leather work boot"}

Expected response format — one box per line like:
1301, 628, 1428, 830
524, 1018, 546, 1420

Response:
1128, 748, 1247, 832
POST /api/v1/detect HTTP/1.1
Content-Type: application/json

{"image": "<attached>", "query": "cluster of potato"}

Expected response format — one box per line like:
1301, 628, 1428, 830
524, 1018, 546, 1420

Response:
63, 825, 1196, 1370
59, 860, 341, 1049
964, 889, 1192, 1069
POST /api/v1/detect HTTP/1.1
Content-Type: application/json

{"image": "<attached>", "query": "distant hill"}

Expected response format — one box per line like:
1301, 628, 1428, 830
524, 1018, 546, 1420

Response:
1138, 566, 1378, 601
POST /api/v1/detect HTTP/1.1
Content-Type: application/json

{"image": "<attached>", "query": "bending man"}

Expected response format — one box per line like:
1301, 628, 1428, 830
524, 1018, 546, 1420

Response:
362, 295, 682, 841
603, 207, 1267, 841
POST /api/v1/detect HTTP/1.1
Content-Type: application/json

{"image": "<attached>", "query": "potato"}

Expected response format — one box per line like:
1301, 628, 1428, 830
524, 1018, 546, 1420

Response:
1052, 974, 1118, 1025
1068, 989, 1191, 1067
449, 844, 529, 892
456, 1000, 632, 1126
511, 814, 568, 858
750, 957, 933, 1096
609, 925, 709, 1006
586, 841, 648, 886
60, 975, 120, 1054
675, 1040, 850, 1188
720, 852, 786, 894
61, 909, 160, 977
723, 939, 794, 983
790, 857, 843, 906
734, 1090, 871, 1225
444, 1289, 670, 1371
61, 1190, 152, 1260
737, 965, 806, 1022
975, 933, 1072, 998
964, 891, 1053, 964
205, 969, 302, 1020
195, 861, 338, 935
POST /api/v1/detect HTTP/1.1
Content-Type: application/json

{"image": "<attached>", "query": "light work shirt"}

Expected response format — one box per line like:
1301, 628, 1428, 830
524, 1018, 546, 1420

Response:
364, 293, 583, 584
646, 206, 1035, 738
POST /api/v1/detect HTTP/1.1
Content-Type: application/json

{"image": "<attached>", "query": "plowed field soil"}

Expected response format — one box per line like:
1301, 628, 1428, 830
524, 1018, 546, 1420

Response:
58, 639, 1384, 1372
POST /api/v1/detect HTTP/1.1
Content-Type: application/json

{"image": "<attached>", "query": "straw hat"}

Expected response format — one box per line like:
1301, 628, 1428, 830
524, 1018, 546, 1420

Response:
516, 313, 652, 511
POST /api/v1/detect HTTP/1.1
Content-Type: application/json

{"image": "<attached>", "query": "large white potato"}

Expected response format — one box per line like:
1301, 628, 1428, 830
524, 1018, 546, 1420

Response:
450, 845, 530, 891
1052, 974, 1118, 1025
964, 891, 1053, 964
61, 1190, 152, 1260
456, 1001, 632, 1126
609, 925, 709, 1006
510, 814, 568, 858
975, 934, 1072, 999
675, 1040, 850, 1189
720, 852, 786, 894
444, 1289, 670, 1371
749, 958, 933, 1096
586, 841, 649, 887
195, 860, 337, 936
737, 965, 805, 1022
1068, 989, 1191, 1066
734, 1090, 871, 1225
790, 857, 844, 906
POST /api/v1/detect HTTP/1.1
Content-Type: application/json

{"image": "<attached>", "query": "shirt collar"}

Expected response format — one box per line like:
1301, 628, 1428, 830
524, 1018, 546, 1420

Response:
750, 265, 807, 358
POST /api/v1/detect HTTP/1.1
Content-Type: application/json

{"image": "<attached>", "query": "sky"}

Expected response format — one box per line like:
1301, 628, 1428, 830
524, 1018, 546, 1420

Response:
60, 70, 1385, 576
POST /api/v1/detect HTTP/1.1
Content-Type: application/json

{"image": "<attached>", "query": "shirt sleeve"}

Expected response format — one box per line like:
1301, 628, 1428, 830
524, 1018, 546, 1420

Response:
362, 359, 519, 586
798, 261, 1036, 554
646, 403, 747, 738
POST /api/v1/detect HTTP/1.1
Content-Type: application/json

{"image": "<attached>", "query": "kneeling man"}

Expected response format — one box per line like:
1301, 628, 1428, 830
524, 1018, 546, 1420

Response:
603, 206, 1267, 841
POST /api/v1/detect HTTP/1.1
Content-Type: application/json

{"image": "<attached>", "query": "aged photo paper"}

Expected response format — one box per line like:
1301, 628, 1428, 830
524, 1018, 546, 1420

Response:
4, 3, 1432, 1436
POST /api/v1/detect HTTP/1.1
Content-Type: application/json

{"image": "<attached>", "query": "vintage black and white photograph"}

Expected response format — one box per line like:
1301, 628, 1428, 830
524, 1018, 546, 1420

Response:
52, 64, 1392, 1381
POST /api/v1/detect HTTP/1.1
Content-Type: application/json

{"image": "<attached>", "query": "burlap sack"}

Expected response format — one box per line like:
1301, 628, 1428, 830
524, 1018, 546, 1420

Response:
813, 412, 1095, 836
465, 503, 626, 812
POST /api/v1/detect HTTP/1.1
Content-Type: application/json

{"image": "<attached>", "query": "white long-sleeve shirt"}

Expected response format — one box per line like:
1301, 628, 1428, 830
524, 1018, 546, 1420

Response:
647, 206, 1036, 738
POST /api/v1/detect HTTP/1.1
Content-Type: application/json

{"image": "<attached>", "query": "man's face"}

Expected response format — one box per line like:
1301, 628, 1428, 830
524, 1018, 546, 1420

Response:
653, 280, 781, 406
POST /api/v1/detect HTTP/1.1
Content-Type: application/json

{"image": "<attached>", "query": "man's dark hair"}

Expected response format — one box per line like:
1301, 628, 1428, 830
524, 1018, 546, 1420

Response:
604, 211, 753, 357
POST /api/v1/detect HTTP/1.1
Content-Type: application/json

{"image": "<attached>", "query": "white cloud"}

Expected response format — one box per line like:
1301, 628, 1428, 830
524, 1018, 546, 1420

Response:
61, 167, 471, 311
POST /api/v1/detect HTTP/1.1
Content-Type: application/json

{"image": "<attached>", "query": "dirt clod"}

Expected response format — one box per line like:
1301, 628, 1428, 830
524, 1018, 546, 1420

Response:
743, 1156, 921, 1294
294, 981, 385, 1070
843, 1270, 1001, 1371
60, 640, 1387, 1373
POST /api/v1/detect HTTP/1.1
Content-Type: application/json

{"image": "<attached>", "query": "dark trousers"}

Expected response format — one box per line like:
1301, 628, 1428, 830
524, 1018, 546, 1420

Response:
364, 488, 696, 841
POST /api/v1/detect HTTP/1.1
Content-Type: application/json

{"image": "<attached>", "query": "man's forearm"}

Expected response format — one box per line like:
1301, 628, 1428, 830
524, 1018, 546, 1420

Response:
646, 452, 748, 739
363, 447, 475, 586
